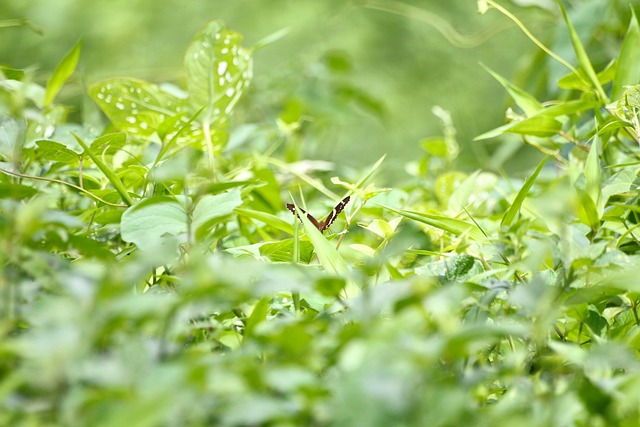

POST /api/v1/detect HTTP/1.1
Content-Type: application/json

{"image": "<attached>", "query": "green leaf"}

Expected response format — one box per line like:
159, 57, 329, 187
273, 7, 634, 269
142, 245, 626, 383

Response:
44, 39, 82, 106
72, 133, 134, 206
584, 137, 602, 215
89, 133, 127, 156
502, 156, 548, 226
235, 208, 294, 234
446, 254, 476, 281
475, 99, 597, 140
259, 239, 315, 263
296, 206, 348, 276
192, 189, 243, 238
184, 20, 253, 123
506, 115, 563, 137
557, 0, 608, 102
121, 196, 188, 251
575, 188, 600, 230
481, 63, 542, 116
476, 116, 561, 140
0, 182, 38, 199
243, 298, 270, 338
612, 9, 640, 100
558, 61, 616, 91
89, 78, 188, 137
35, 140, 80, 163
381, 204, 484, 241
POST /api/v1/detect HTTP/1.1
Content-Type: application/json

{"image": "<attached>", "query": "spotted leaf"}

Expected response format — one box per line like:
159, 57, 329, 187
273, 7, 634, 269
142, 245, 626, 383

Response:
184, 20, 253, 124
89, 78, 189, 138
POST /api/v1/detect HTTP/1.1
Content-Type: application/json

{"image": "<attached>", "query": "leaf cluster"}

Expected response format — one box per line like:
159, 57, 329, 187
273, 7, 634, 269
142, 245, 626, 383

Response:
2, 3, 640, 426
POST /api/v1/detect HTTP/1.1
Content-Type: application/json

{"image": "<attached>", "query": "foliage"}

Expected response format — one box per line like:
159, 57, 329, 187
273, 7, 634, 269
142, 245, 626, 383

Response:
2, 2, 640, 426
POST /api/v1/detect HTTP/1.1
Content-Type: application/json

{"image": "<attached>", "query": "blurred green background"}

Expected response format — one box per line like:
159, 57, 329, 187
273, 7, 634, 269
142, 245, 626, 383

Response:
1, 0, 635, 174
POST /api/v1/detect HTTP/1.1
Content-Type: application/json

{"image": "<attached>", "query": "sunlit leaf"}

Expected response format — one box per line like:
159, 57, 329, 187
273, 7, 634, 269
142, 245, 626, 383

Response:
259, 239, 315, 263
584, 137, 602, 215
44, 39, 82, 106
502, 156, 548, 227
481, 63, 542, 116
35, 140, 80, 163
184, 20, 253, 124
192, 189, 243, 238
296, 206, 348, 276
235, 208, 294, 234
612, 9, 640, 100
557, 0, 608, 102
121, 195, 188, 251
381, 204, 484, 240
89, 78, 188, 137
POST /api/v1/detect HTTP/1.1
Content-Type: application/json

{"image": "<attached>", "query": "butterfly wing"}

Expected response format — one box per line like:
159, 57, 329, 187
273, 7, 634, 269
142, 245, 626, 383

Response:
286, 196, 350, 233
319, 196, 350, 232
286, 203, 323, 230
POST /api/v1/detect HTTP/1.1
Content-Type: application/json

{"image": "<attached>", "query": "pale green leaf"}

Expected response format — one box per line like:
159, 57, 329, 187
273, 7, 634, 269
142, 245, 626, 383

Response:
557, 0, 608, 102
121, 196, 188, 251
89, 78, 188, 137
481, 63, 542, 116
612, 9, 640, 99
235, 208, 294, 234
72, 133, 134, 206
35, 140, 80, 163
502, 156, 548, 226
192, 189, 243, 237
184, 20, 253, 124
297, 206, 348, 276
381, 204, 484, 241
585, 137, 602, 215
44, 39, 82, 106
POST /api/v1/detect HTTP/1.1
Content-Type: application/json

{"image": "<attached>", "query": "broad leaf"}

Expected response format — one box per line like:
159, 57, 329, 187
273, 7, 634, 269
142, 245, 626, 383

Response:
184, 20, 253, 124
89, 78, 188, 138
121, 196, 188, 251
35, 140, 80, 163
192, 189, 243, 238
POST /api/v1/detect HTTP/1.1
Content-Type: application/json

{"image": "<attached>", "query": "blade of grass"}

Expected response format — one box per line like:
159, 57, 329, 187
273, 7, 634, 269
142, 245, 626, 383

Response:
72, 133, 135, 206
379, 204, 484, 240
353, 154, 386, 190
297, 204, 348, 276
482, 0, 581, 80
234, 208, 294, 234
501, 156, 548, 227
480, 63, 542, 116
154, 106, 205, 166
556, 0, 608, 103
584, 136, 602, 216
612, 8, 640, 100
44, 39, 82, 106
0, 167, 127, 207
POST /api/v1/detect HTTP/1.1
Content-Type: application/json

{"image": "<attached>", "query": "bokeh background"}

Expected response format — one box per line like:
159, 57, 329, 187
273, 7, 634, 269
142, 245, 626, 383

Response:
1, 0, 636, 175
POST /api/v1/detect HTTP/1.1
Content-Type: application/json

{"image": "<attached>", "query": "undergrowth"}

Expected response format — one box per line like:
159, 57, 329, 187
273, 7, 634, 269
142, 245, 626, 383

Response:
2, 1, 640, 426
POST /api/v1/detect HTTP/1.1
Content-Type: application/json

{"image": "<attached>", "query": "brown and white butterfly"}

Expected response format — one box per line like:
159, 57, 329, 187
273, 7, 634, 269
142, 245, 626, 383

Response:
286, 196, 350, 233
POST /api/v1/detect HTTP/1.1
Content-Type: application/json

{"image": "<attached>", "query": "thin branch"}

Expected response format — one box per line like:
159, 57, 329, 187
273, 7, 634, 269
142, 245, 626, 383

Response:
0, 168, 128, 207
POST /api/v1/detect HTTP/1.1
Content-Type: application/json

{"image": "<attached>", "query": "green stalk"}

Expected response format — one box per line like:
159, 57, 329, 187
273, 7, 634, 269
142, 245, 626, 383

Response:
72, 133, 135, 206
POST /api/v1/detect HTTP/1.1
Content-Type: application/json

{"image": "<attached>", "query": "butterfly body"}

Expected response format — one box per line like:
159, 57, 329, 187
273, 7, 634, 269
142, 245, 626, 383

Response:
286, 196, 350, 233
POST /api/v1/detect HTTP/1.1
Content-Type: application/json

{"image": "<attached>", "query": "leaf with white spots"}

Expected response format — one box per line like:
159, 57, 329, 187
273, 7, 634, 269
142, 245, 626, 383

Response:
89, 78, 189, 138
184, 21, 253, 124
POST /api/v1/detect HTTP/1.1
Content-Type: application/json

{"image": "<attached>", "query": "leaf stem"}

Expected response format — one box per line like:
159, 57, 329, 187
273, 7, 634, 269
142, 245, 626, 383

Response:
0, 167, 127, 207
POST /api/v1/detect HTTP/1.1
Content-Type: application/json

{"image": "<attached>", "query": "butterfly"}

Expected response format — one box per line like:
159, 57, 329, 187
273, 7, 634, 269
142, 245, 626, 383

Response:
286, 196, 350, 233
